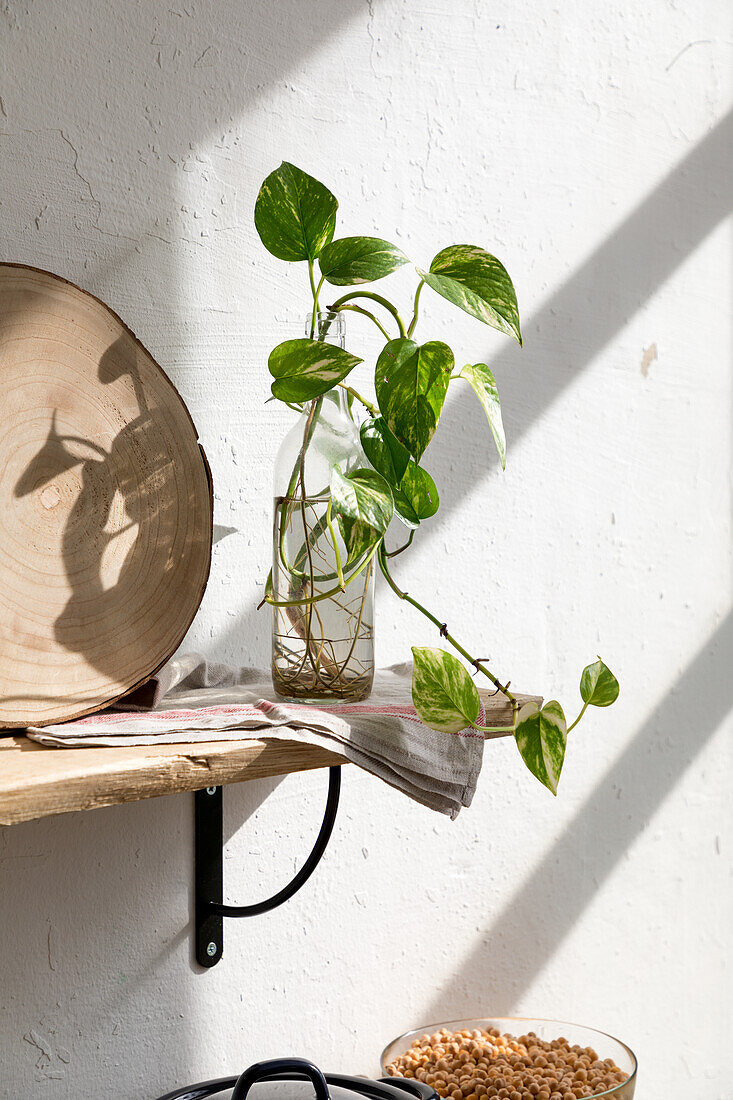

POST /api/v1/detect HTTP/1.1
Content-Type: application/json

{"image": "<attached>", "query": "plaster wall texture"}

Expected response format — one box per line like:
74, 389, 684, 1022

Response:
0, 1, 731, 1097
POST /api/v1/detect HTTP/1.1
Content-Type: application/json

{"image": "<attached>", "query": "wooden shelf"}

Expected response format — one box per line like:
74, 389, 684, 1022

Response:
0, 689, 539, 827
0, 737, 347, 827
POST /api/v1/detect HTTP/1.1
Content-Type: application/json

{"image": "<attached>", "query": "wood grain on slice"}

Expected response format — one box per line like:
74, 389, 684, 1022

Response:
0, 264, 213, 726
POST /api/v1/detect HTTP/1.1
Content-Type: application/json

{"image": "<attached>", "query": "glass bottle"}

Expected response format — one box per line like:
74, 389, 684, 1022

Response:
271, 312, 375, 703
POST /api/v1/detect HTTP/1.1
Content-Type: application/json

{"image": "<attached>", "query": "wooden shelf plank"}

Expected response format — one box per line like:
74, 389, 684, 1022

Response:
0, 737, 348, 826
0, 689, 539, 827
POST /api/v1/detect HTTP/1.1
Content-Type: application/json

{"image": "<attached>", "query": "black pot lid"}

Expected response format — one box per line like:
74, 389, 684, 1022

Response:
155, 1058, 438, 1100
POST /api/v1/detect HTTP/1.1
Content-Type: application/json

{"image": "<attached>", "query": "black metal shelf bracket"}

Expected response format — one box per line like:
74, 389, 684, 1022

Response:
194, 766, 342, 968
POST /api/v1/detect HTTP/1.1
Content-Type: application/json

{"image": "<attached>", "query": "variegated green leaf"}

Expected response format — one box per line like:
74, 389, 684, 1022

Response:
580, 658, 619, 707
339, 516, 380, 570
254, 162, 338, 262
374, 338, 453, 461
411, 647, 480, 733
330, 466, 393, 537
269, 339, 362, 403
319, 236, 409, 285
360, 417, 438, 528
417, 244, 521, 344
514, 700, 567, 795
459, 362, 506, 469
393, 462, 439, 529
360, 416, 411, 487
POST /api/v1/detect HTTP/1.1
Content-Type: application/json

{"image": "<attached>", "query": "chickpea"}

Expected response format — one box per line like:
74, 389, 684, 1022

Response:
387, 1026, 627, 1100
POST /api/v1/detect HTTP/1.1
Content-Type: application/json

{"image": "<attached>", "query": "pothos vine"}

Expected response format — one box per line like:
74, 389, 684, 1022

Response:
255, 161, 619, 794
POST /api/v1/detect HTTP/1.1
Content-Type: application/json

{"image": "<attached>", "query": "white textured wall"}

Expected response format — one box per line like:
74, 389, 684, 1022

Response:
1, 2, 731, 1097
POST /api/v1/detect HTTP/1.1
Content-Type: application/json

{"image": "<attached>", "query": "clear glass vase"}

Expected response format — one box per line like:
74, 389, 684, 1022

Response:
271, 312, 375, 703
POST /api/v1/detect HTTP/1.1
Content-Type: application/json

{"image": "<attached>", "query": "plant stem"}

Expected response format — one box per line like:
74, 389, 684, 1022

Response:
266, 542, 380, 608
335, 302, 392, 341
333, 556, 373, 679
308, 264, 325, 338
325, 498, 345, 590
567, 701, 588, 733
407, 279, 424, 338
275, 259, 371, 696
298, 403, 323, 683
337, 382, 379, 417
284, 396, 324, 501
329, 291, 407, 338
377, 543, 517, 706
470, 720, 517, 738
385, 529, 415, 558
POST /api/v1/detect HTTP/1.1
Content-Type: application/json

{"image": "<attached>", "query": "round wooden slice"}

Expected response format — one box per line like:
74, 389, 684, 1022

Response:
0, 264, 213, 727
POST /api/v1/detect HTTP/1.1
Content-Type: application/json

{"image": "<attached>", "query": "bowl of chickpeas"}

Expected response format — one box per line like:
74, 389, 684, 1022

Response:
381, 1018, 636, 1100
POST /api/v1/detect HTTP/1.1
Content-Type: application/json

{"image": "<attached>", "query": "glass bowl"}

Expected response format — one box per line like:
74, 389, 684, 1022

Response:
380, 1017, 636, 1099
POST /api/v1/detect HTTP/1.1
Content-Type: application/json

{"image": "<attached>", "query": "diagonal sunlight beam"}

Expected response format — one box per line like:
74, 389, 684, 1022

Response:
188, 114, 733, 660
428, 108, 733, 521
424, 608, 733, 1015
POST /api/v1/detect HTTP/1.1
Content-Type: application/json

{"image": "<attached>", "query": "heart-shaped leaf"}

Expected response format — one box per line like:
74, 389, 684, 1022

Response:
411, 647, 480, 734
269, 339, 362, 403
330, 466, 393, 537
514, 700, 567, 795
319, 236, 409, 285
360, 417, 411, 487
360, 418, 439, 528
393, 463, 439, 528
255, 162, 338, 262
580, 658, 619, 707
418, 244, 521, 345
375, 338, 453, 461
459, 362, 506, 469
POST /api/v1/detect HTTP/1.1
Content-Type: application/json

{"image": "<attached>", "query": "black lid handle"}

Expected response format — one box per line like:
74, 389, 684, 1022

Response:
232, 1059, 331, 1100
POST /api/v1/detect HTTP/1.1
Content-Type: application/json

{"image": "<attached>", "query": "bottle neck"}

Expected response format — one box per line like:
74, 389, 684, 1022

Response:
313, 386, 351, 421
306, 310, 345, 348
302, 310, 349, 423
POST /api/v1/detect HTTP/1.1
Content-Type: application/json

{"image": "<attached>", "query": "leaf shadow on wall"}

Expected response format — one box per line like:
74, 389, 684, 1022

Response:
0, 4, 370, 1092
3, 2, 730, 1065
1, 0, 372, 677
12, 335, 210, 708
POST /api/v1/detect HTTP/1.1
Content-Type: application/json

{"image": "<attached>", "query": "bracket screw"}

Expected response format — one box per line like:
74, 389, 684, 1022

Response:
206, 786, 217, 795
206, 941, 217, 957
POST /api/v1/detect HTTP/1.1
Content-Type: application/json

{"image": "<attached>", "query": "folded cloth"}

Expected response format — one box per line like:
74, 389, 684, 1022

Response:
25, 655, 484, 818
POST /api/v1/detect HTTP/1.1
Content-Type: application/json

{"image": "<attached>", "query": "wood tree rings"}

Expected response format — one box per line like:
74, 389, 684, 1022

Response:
0, 264, 213, 727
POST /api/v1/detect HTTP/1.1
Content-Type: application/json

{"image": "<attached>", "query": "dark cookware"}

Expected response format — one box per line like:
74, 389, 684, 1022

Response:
155, 1057, 438, 1100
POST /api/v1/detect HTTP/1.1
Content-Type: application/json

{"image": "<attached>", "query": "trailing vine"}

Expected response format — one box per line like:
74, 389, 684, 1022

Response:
255, 161, 619, 794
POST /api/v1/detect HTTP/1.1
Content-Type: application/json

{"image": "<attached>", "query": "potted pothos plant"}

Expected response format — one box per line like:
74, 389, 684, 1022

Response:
255, 161, 619, 794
